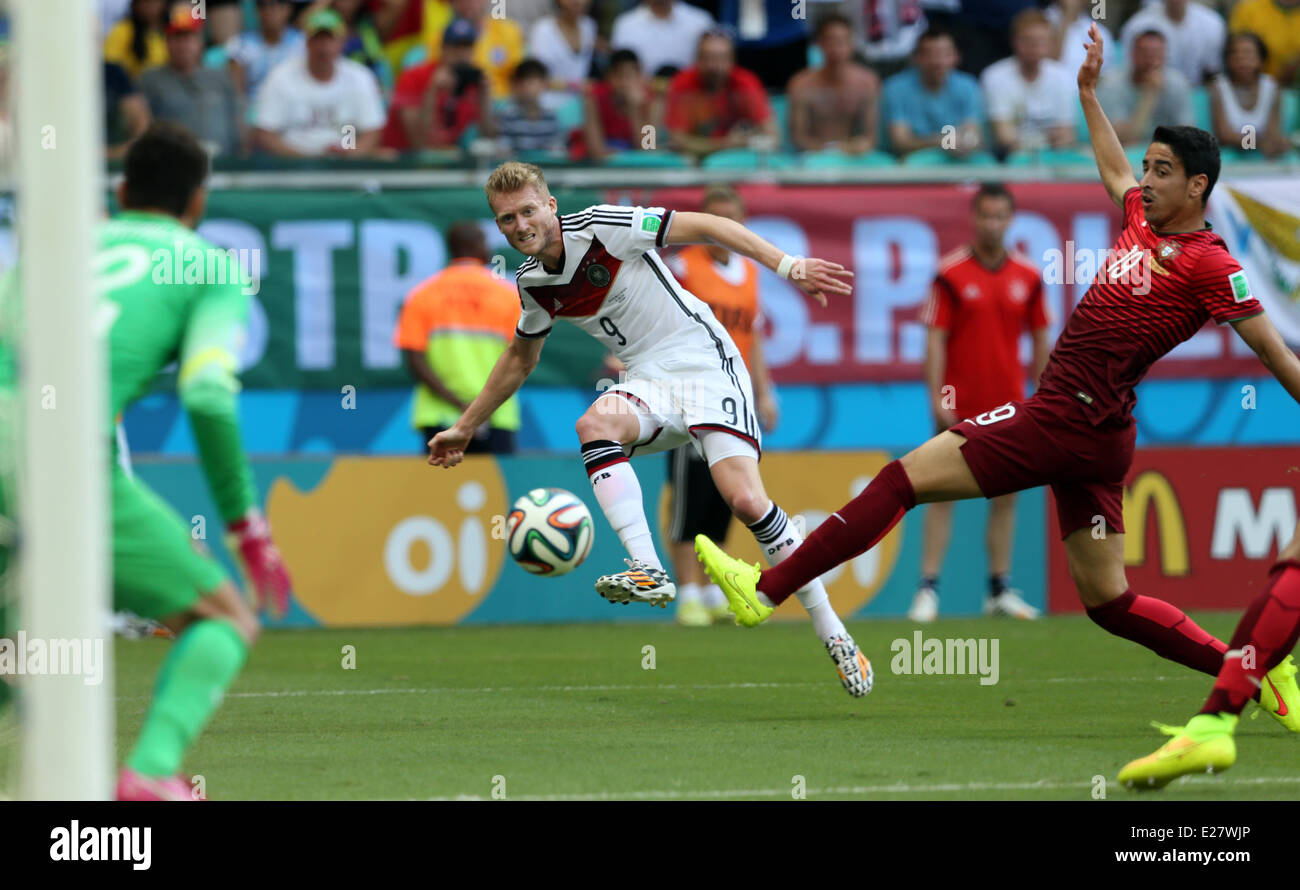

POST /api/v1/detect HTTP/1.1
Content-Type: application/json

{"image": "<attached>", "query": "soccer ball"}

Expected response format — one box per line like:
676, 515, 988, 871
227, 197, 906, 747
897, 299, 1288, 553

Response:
505, 488, 595, 576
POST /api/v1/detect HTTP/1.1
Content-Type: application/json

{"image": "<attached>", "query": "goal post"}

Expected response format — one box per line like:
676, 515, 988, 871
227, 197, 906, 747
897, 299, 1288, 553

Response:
13, 0, 113, 800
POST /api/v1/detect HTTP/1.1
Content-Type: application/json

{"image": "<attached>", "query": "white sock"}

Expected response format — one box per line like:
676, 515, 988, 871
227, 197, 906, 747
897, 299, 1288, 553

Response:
583, 444, 662, 570
678, 582, 702, 605
747, 501, 846, 641
702, 583, 726, 609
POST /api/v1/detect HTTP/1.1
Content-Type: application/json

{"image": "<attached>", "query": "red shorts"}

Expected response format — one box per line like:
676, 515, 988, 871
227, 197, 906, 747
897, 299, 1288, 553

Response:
948, 391, 1136, 540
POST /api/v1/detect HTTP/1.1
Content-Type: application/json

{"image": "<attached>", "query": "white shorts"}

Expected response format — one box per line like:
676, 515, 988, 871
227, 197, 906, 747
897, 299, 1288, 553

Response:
601, 354, 761, 465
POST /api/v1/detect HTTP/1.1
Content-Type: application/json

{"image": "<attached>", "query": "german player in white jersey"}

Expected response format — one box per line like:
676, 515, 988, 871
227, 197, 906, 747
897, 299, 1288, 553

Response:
429, 161, 871, 697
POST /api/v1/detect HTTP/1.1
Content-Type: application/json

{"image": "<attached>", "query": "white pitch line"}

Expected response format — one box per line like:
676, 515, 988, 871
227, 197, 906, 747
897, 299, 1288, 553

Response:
117, 680, 821, 702
114, 674, 1236, 702
423, 775, 1300, 801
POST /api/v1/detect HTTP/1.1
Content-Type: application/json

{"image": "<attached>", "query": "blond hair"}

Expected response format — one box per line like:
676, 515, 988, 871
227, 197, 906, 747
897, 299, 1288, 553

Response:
485, 161, 551, 204
701, 184, 744, 215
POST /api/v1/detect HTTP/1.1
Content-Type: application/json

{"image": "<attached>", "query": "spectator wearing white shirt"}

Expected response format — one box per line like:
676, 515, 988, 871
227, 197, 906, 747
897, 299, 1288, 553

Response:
610, 0, 714, 78
1097, 29, 1194, 146
1210, 32, 1290, 158
1046, 0, 1116, 75
529, 0, 598, 88
253, 8, 387, 157
1120, 0, 1225, 86
980, 9, 1077, 156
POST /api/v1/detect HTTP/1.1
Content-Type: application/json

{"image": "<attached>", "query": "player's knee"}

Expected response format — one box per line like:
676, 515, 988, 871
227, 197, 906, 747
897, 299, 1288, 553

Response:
724, 488, 768, 526
1070, 569, 1126, 609
575, 408, 620, 443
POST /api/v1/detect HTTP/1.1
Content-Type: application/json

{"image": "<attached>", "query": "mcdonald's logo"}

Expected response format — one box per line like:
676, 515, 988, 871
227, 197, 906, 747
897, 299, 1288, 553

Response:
1122, 471, 1190, 575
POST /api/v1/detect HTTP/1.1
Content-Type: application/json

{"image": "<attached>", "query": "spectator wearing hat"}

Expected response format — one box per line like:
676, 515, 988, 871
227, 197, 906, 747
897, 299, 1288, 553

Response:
254, 8, 387, 157
103, 0, 168, 80
383, 17, 492, 151
665, 28, 775, 158
140, 7, 246, 157
424, 0, 525, 99
225, 0, 306, 105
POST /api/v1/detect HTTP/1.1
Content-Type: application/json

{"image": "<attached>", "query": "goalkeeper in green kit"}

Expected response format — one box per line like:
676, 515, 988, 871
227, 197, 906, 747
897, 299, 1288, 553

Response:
1, 123, 291, 800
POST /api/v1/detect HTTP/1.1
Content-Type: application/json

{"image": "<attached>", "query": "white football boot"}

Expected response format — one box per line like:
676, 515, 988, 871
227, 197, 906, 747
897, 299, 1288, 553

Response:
983, 589, 1041, 619
825, 632, 874, 697
595, 559, 677, 608
908, 587, 939, 623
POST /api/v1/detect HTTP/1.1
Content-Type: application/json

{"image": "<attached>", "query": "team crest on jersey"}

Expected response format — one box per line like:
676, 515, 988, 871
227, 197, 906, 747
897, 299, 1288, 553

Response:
587, 263, 612, 287
1008, 279, 1028, 302
962, 284, 981, 300
1148, 239, 1181, 276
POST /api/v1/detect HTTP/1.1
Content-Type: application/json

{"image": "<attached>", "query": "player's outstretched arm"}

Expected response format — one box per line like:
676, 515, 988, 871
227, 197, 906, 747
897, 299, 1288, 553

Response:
1232, 314, 1300, 406
180, 285, 292, 616
1078, 23, 1137, 207
428, 335, 544, 468
664, 211, 853, 306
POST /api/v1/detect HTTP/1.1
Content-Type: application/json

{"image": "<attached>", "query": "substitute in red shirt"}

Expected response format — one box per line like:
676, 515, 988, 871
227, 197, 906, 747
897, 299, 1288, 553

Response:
665, 29, 775, 156
921, 187, 1050, 425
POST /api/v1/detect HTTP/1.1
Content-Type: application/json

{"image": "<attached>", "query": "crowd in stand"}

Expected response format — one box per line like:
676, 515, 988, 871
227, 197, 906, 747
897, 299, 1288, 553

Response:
94, 0, 1300, 166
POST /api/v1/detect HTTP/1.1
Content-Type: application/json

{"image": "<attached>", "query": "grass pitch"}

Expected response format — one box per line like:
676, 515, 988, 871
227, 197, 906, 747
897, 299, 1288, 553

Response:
95, 613, 1299, 801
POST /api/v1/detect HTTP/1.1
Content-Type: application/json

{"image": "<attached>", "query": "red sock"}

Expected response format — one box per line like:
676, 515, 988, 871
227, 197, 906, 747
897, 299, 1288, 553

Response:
757, 459, 915, 606
1201, 560, 1300, 716
1086, 589, 1227, 676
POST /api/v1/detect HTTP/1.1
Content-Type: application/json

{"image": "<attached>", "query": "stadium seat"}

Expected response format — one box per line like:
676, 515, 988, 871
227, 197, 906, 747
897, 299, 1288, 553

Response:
1189, 86, 1210, 131
800, 149, 896, 168
770, 94, 792, 153
702, 148, 799, 170
602, 150, 691, 168
900, 147, 997, 166
543, 91, 584, 133
1282, 88, 1299, 135
1124, 144, 1147, 172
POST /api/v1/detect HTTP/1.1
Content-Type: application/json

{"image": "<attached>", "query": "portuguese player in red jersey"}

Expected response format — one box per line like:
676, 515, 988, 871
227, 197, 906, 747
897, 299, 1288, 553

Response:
911, 183, 1050, 623
696, 23, 1300, 744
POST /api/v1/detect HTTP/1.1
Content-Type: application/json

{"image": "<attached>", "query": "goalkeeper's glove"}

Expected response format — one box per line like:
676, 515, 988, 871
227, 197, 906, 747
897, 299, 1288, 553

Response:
226, 510, 292, 619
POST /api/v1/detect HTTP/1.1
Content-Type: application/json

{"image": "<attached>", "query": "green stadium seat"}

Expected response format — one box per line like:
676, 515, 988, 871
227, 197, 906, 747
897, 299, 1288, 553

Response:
770, 94, 792, 152
1124, 144, 1147, 172
1220, 146, 1271, 163
1282, 88, 1299, 135
1190, 86, 1210, 131
800, 149, 896, 168
602, 150, 691, 168
702, 148, 799, 169
1041, 147, 1094, 165
900, 147, 997, 166
547, 93, 585, 133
